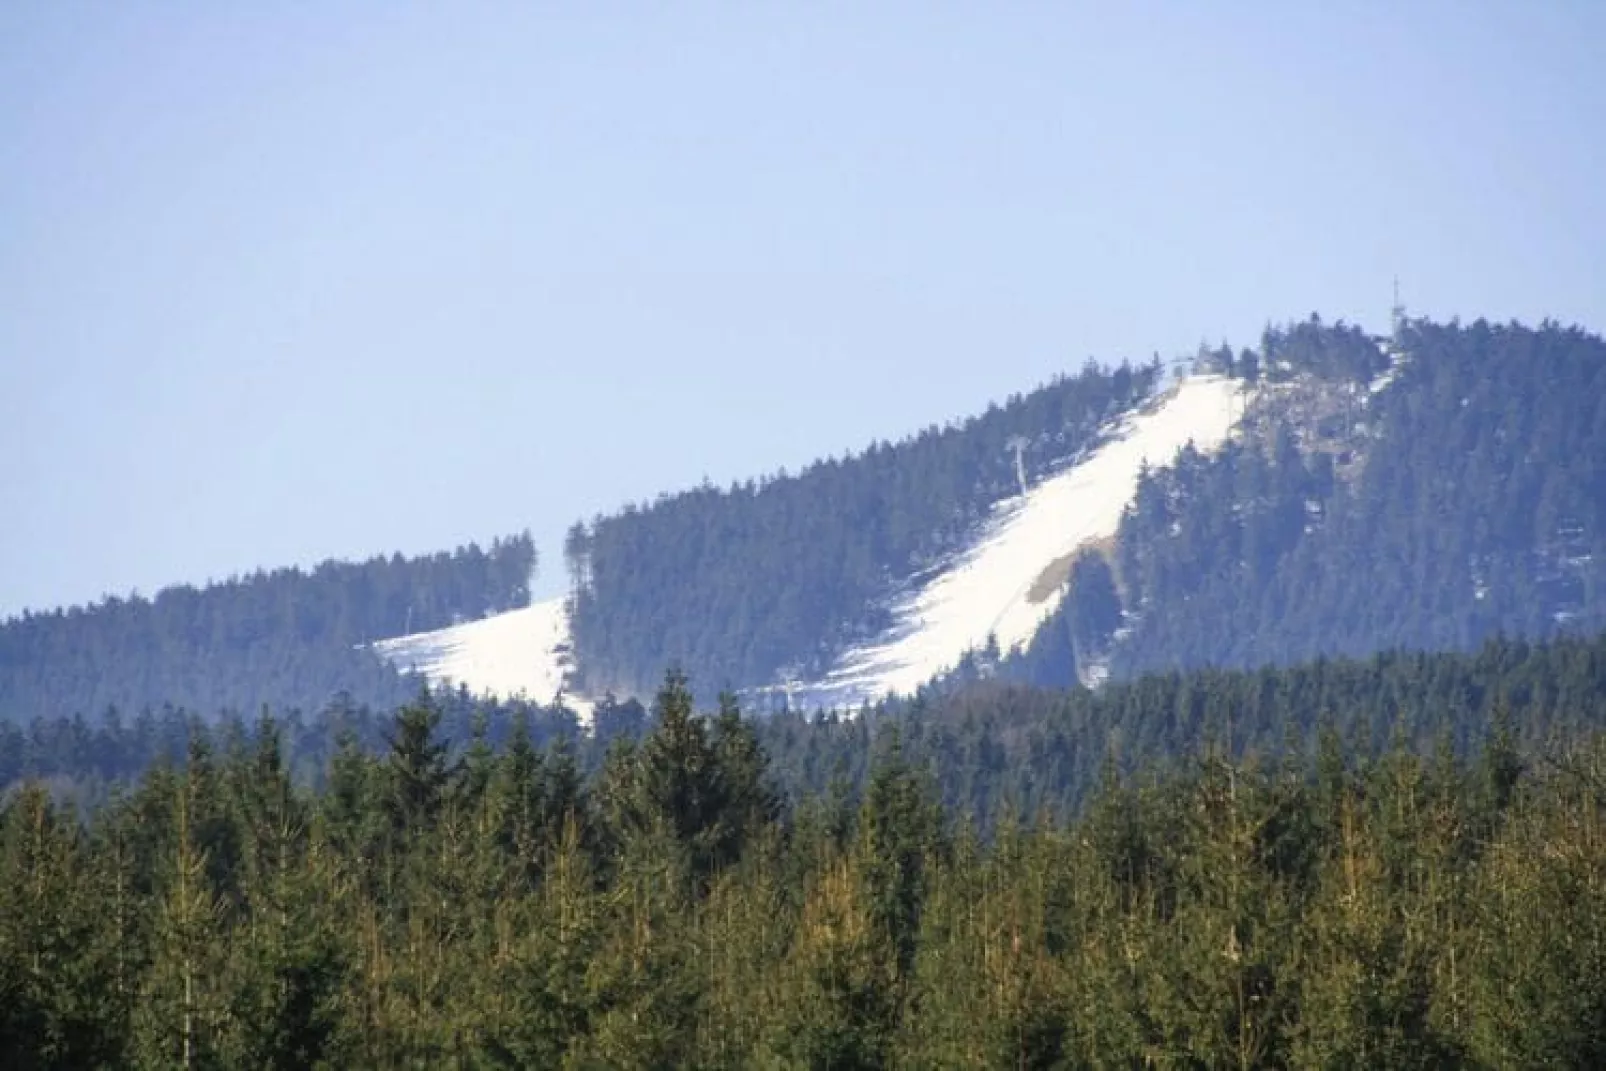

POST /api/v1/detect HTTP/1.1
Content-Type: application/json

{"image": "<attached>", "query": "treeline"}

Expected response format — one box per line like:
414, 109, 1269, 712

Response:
567, 360, 1159, 698
761, 628, 1606, 826
1090, 316, 1606, 679
5, 669, 1606, 1066
0, 533, 535, 724
0, 685, 601, 811
571, 315, 1606, 705
10, 629, 1606, 833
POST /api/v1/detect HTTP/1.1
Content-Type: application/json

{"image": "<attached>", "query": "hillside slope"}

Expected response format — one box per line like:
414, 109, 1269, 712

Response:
368, 316, 1606, 713
373, 594, 592, 721
11, 315, 1605, 722
564, 360, 1160, 697
1090, 317, 1606, 680
0, 534, 535, 722
806, 374, 1243, 704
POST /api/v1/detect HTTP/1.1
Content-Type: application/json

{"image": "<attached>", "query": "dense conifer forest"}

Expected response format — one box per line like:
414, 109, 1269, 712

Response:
6, 314, 1606, 1066
8, 317, 1604, 721
0, 534, 535, 725
15, 629, 1604, 826
1086, 317, 1605, 681
12, 0, 1605, 1062
994, 317, 1606, 690
6, 634, 1606, 1066
565, 361, 1159, 697
565, 315, 1605, 704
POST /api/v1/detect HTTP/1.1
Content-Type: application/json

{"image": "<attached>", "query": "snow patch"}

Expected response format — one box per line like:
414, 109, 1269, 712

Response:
1369, 342, 1407, 396
812, 375, 1247, 704
1079, 656, 1111, 691
373, 596, 593, 723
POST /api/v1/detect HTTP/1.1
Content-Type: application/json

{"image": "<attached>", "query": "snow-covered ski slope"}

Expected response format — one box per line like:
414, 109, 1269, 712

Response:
373, 375, 1244, 717
372, 595, 593, 722
812, 374, 1246, 703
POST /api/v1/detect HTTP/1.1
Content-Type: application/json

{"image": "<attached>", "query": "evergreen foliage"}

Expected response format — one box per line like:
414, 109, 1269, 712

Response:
11, 316, 1604, 724
4, 650, 1606, 1066
567, 362, 1158, 696
567, 315, 1606, 705
0, 533, 535, 725
1097, 317, 1606, 678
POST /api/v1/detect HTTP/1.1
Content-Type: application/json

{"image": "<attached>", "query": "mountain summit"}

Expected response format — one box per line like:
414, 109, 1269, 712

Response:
4, 315, 1603, 723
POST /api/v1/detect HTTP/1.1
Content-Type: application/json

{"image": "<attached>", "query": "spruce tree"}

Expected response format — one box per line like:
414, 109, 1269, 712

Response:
385, 688, 451, 840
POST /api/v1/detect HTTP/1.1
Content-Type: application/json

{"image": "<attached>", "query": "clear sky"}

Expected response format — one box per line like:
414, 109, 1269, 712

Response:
3, 2, 1603, 618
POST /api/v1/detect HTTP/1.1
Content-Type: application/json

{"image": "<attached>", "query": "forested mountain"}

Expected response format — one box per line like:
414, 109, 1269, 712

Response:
566, 360, 1159, 698
1006, 317, 1606, 689
565, 314, 1606, 706
9, 314, 1606, 723
6, 639, 1606, 1066
0, 534, 535, 724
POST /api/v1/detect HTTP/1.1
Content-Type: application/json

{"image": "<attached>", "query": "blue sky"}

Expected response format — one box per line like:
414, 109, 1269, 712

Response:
3, 2, 1603, 617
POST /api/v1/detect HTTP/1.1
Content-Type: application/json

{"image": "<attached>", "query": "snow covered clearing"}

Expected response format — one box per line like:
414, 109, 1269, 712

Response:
373, 375, 1248, 716
1369, 340, 1407, 395
811, 375, 1247, 704
372, 595, 593, 723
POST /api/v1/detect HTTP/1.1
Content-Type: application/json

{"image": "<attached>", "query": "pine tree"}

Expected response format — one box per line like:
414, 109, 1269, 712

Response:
766, 856, 898, 1069
858, 728, 942, 979
575, 825, 701, 1069
694, 824, 794, 1065
709, 689, 778, 870
385, 688, 451, 840
133, 768, 226, 1069
608, 669, 733, 887
221, 712, 351, 1068
488, 812, 599, 1065
0, 784, 124, 1066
